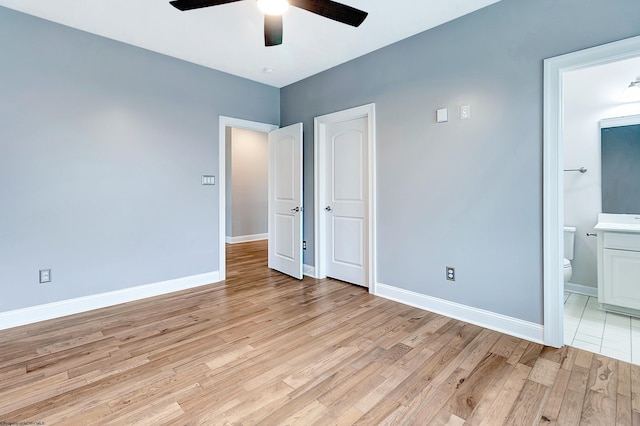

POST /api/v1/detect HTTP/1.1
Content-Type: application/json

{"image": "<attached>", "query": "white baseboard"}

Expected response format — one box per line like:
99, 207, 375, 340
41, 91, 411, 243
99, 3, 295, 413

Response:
226, 234, 268, 244
375, 282, 544, 344
303, 264, 316, 278
564, 282, 597, 297
0, 271, 221, 331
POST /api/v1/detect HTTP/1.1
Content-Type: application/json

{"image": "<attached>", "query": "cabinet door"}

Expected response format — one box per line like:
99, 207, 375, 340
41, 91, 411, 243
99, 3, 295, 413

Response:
603, 248, 640, 310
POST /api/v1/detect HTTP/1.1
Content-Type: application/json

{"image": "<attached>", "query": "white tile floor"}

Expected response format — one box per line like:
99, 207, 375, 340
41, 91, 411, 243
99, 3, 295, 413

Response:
564, 291, 640, 364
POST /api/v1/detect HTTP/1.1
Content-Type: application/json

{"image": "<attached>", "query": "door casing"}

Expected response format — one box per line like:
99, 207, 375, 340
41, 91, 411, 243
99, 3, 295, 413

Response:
314, 104, 377, 291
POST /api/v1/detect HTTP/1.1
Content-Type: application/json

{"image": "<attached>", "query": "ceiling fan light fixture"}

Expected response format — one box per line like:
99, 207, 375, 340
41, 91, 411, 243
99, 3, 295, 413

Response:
257, 0, 289, 16
622, 79, 640, 102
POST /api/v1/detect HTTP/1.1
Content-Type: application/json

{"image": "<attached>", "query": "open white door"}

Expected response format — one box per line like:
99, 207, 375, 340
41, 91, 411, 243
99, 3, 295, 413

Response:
268, 123, 303, 279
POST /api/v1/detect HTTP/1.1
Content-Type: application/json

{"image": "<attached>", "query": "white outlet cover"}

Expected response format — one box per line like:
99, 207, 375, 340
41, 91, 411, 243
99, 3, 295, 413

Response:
460, 105, 471, 119
39, 269, 51, 283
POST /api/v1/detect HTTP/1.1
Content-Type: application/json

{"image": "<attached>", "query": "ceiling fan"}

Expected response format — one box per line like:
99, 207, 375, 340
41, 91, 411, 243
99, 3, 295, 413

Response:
169, 0, 368, 47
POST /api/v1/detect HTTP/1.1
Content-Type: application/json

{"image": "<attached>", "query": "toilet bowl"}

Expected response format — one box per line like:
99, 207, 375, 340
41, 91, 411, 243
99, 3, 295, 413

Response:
564, 226, 576, 284
563, 257, 572, 283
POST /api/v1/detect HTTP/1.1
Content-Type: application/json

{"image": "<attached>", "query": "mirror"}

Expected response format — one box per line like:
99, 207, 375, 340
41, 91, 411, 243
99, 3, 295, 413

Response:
601, 115, 640, 214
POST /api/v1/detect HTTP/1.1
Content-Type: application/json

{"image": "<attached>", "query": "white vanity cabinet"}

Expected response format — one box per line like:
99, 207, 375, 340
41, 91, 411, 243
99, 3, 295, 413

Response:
595, 214, 640, 316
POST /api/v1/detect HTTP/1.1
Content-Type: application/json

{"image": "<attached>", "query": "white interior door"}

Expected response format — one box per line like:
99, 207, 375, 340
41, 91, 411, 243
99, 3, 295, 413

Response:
268, 123, 303, 279
325, 117, 368, 286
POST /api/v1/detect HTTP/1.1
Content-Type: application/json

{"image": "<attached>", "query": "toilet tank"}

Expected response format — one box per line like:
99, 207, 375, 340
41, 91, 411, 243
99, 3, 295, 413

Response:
564, 226, 576, 260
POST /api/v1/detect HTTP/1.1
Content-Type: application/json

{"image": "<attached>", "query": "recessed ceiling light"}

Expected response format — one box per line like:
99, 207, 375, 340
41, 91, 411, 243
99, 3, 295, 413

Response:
263, 67, 275, 74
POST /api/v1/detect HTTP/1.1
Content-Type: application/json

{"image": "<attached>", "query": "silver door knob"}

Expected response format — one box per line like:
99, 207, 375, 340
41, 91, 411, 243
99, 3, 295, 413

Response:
291, 206, 300, 213
325, 206, 332, 212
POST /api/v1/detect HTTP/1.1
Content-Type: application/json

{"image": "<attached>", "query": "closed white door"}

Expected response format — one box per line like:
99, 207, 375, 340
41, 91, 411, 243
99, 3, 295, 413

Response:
268, 123, 303, 279
325, 117, 368, 286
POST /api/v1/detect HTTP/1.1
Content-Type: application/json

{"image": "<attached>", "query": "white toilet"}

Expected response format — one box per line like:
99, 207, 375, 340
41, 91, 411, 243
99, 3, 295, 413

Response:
564, 226, 576, 283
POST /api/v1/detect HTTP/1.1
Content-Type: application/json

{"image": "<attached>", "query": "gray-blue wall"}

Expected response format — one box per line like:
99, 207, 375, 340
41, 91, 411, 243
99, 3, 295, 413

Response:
281, 0, 640, 324
0, 7, 279, 312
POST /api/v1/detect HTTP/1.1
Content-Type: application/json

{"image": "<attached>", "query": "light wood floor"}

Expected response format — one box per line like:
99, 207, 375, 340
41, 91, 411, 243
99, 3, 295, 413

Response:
0, 240, 638, 425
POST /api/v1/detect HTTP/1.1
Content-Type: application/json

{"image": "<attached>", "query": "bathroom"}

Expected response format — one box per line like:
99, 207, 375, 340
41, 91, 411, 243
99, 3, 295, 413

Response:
563, 56, 640, 362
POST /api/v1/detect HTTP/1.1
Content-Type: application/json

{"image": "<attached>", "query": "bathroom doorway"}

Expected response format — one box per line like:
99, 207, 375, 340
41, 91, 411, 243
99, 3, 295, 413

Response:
543, 35, 640, 358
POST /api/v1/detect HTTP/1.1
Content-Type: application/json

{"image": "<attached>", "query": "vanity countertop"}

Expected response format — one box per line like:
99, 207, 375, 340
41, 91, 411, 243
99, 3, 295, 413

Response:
595, 213, 640, 233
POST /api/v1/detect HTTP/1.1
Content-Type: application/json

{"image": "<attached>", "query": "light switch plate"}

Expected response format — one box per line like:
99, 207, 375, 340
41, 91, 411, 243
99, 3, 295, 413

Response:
436, 108, 448, 123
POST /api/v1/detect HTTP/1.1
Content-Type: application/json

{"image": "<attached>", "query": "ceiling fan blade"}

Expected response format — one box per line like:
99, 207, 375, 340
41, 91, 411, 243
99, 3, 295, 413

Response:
289, 0, 367, 27
264, 14, 283, 46
169, 0, 242, 12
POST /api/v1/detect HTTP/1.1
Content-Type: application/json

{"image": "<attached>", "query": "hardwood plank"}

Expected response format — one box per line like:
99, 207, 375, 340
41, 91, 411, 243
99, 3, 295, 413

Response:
398, 368, 467, 424
618, 361, 633, 426
515, 341, 545, 367
561, 346, 579, 371
490, 334, 522, 359
539, 367, 570, 425
320, 363, 385, 416
581, 354, 618, 425
529, 357, 562, 387
505, 380, 550, 425
476, 362, 531, 426
557, 389, 585, 425
439, 352, 510, 420
280, 400, 333, 425
354, 347, 433, 413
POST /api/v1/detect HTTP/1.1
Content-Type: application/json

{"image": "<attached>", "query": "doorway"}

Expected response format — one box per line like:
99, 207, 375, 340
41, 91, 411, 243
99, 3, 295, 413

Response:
314, 104, 377, 290
225, 127, 269, 244
543, 35, 640, 348
218, 117, 278, 280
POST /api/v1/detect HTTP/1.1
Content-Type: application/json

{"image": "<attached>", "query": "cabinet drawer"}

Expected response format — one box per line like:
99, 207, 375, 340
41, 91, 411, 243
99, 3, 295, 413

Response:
604, 232, 640, 251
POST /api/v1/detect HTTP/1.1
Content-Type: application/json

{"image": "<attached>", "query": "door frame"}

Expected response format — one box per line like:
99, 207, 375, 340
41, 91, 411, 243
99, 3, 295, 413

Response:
542, 35, 640, 347
314, 104, 377, 291
218, 116, 278, 280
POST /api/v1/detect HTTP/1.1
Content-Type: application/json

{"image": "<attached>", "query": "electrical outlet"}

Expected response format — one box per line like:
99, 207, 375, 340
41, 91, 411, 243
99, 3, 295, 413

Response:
39, 269, 51, 284
446, 266, 455, 281
460, 105, 471, 120
303, 241, 307, 250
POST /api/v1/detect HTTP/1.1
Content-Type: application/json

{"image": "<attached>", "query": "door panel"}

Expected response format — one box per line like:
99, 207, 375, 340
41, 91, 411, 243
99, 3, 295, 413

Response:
275, 214, 295, 260
275, 139, 295, 200
332, 216, 364, 265
333, 132, 364, 201
268, 123, 303, 279
325, 117, 368, 286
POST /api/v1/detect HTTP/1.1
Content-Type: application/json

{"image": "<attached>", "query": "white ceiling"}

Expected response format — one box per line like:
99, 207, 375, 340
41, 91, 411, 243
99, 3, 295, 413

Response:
0, 0, 501, 87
